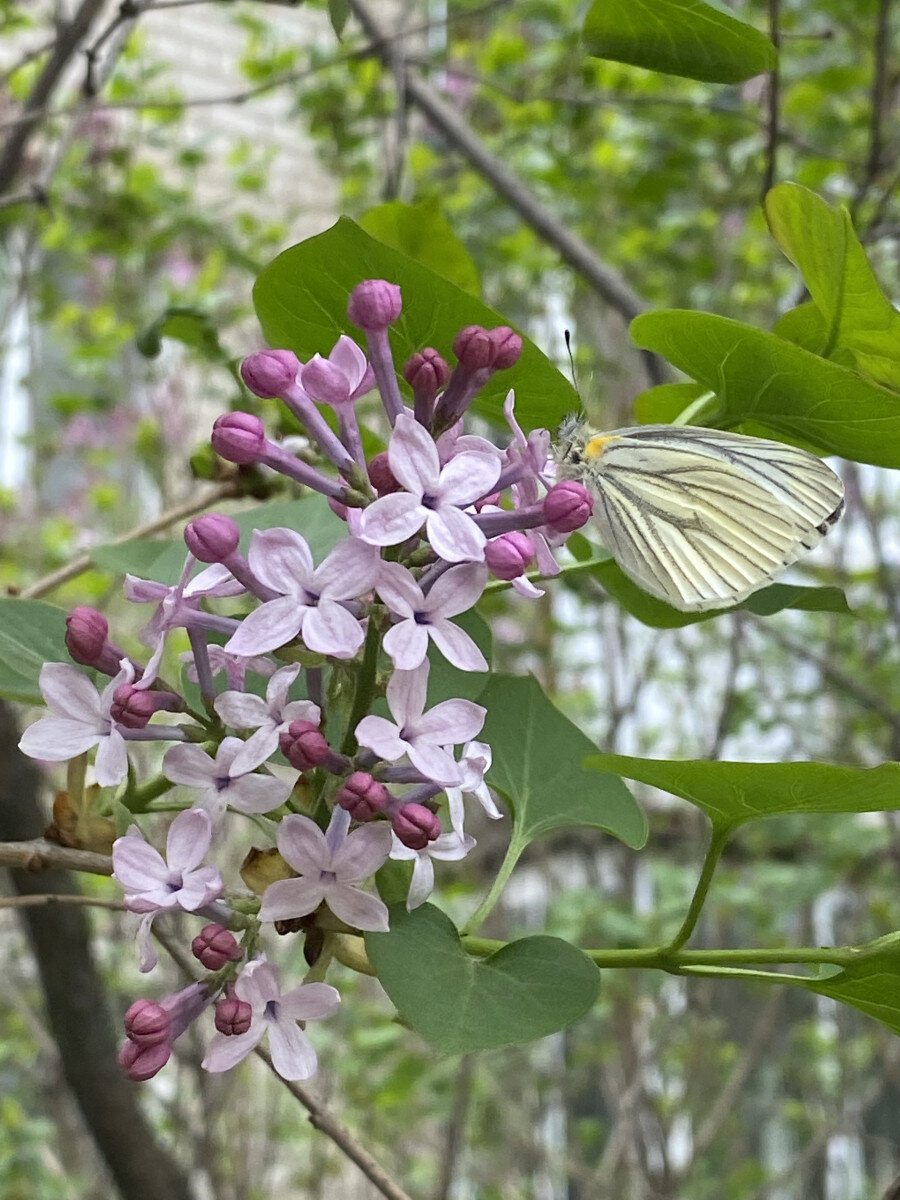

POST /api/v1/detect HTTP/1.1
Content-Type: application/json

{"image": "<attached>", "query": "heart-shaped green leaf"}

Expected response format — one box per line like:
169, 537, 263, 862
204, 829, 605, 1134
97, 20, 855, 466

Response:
366, 904, 600, 1053
253, 217, 578, 432
0, 599, 70, 704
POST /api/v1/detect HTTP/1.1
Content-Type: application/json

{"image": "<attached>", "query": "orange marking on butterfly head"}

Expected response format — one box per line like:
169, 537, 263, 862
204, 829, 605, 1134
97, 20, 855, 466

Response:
583, 434, 619, 459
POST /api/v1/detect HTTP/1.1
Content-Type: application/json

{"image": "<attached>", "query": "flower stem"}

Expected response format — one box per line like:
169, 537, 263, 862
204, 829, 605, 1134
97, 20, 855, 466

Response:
340, 619, 382, 756
459, 836, 524, 936
124, 773, 176, 814
666, 822, 732, 951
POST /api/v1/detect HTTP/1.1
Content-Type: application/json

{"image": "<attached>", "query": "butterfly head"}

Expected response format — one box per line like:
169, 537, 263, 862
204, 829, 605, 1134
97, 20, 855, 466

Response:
554, 414, 619, 481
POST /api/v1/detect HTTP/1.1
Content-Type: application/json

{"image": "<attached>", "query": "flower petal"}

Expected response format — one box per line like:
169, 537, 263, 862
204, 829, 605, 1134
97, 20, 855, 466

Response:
18, 717, 101, 761
276, 813, 330, 874
236, 960, 280, 1009
388, 411, 440, 496
247, 527, 313, 594
39, 662, 102, 721
324, 882, 390, 932
279, 981, 341, 1022
202, 1023, 266, 1073
438, 451, 501, 507
165, 808, 212, 873
214, 690, 269, 730
314, 537, 381, 600
163, 743, 216, 788
265, 662, 302, 710
112, 836, 168, 889
329, 335, 369, 392
94, 728, 129, 787
301, 599, 365, 658
406, 741, 463, 786
267, 1018, 318, 1081
226, 726, 280, 776
258, 876, 326, 923
428, 620, 488, 672
226, 772, 292, 814
186, 562, 245, 598
375, 561, 422, 617
353, 715, 407, 762
383, 620, 430, 670
332, 822, 392, 882
427, 507, 486, 564
426, 563, 488, 618
416, 698, 486, 745
124, 576, 168, 603
405, 851, 434, 911
137, 912, 159, 972
224, 596, 305, 657
358, 493, 425, 547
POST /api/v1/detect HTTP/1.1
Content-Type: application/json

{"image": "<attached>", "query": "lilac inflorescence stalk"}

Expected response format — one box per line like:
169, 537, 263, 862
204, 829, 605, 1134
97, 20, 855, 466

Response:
17, 277, 594, 1087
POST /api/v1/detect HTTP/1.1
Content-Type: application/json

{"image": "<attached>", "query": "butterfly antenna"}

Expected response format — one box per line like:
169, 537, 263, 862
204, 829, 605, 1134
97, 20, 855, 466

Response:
563, 329, 585, 421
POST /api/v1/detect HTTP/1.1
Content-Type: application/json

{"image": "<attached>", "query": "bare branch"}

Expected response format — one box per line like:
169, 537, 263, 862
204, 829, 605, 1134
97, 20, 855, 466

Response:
0, 892, 125, 910
761, 0, 781, 201
13, 479, 241, 600
0, 0, 108, 197
0, 838, 113, 876
851, 0, 894, 217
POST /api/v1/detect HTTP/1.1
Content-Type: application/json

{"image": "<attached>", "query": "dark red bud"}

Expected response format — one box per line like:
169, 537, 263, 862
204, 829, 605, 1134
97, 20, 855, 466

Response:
347, 280, 402, 331
215, 995, 253, 1036
240, 349, 299, 398
211, 412, 267, 465
279, 720, 330, 771
452, 325, 495, 371
191, 923, 242, 972
543, 480, 594, 533
336, 771, 390, 821
367, 451, 402, 496
392, 802, 441, 850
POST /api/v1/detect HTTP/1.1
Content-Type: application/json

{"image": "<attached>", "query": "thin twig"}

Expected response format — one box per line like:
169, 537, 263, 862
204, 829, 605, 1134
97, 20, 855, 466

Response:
761, 0, 781, 201
14, 479, 240, 599
346, 0, 668, 386
0, 838, 113, 876
0, 892, 125, 910
851, 0, 894, 218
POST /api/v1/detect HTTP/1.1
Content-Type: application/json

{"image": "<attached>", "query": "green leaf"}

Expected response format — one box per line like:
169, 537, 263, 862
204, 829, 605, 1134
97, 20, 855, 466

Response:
631, 309, 900, 467
479, 674, 647, 849
583, 0, 776, 84
584, 755, 900, 826
632, 381, 706, 424
327, 0, 350, 38
253, 217, 578, 432
90, 539, 180, 578
136, 305, 228, 363
800, 938, 900, 1037
359, 198, 480, 296
366, 904, 600, 1053
590, 555, 851, 627
765, 183, 900, 389
0, 600, 70, 704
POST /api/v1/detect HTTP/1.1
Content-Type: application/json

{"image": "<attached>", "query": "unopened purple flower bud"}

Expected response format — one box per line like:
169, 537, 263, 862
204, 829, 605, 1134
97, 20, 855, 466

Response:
119, 1038, 171, 1082
367, 451, 402, 496
240, 349, 300, 398
336, 771, 390, 820
279, 720, 330, 771
489, 326, 523, 369
215, 994, 253, 1036
403, 348, 450, 395
192, 923, 242, 972
543, 480, 594, 533
347, 279, 402, 331
453, 325, 496, 372
124, 1000, 171, 1048
211, 412, 267, 465
65, 606, 108, 665
110, 684, 180, 729
484, 531, 535, 580
184, 513, 241, 563
392, 802, 441, 850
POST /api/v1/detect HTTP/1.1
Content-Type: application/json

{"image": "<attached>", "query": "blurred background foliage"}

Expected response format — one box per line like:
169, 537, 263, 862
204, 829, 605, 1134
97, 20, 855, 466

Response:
0, 1, 898, 1197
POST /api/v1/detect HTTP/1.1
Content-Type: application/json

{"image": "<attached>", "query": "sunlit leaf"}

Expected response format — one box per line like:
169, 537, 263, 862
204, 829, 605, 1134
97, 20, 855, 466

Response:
360, 198, 480, 296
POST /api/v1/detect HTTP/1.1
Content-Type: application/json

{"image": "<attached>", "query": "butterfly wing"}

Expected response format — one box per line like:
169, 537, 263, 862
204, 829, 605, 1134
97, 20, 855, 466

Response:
588, 426, 844, 612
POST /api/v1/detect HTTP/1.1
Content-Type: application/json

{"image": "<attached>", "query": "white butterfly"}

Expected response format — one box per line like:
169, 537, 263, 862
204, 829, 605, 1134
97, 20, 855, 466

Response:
555, 421, 844, 612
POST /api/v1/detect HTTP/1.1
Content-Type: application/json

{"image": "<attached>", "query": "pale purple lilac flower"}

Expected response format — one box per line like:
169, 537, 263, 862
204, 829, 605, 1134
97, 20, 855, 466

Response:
445, 740, 503, 839
354, 661, 486, 786
18, 660, 135, 786
359, 412, 501, 563
112, 808, 223, 971
202, 959, 339, 1081
125, 556, 244, 688
377, 561, 488, 671
299, 335, 374, 409
390, 826, 474, 911
163, 737, 292, 817
224, 529, 380, 659
214, 663, 320, 774
258, 807, 391, 932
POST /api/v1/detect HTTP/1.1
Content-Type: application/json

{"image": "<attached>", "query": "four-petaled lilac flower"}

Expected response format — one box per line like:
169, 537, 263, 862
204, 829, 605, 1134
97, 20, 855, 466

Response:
359, 412, 501, 563
259, 807, 391, 932
126, 556, 244, 687
112, 808, 223, 971
214, 663, 320, 774
445, 740, 503, 839
378, 562, 488, 671
224, 529, 380, 659
390, 826, 474, 911
355, 661, 486, 786
298, 335, 374, 408
202, 959, 339, 1081
163, 737, 292, 817
19, 660, 134, 786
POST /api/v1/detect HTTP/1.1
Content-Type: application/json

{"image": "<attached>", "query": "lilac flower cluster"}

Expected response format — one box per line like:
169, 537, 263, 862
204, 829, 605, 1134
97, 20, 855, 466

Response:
18, 279, 593, 1085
